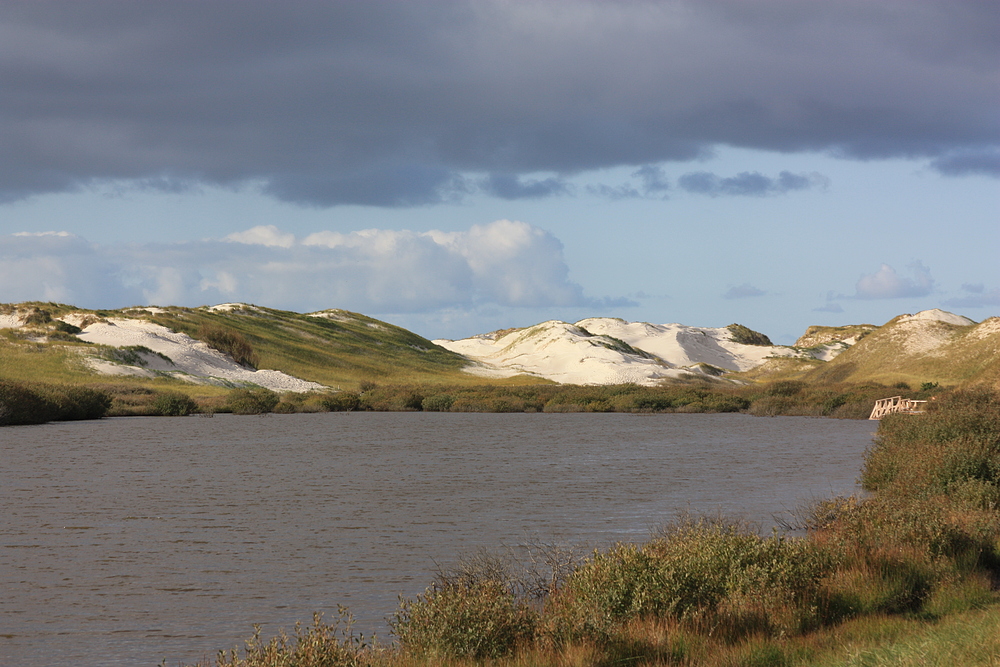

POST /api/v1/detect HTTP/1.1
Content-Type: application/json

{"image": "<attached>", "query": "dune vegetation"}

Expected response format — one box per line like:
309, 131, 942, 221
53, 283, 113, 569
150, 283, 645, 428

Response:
181, 388, 1000, 666
2, 301, 998, 426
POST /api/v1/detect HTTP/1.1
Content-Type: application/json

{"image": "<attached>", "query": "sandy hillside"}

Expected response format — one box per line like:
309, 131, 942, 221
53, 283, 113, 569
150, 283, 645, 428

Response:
434, 317, 846, 386
72, 317, 324, 392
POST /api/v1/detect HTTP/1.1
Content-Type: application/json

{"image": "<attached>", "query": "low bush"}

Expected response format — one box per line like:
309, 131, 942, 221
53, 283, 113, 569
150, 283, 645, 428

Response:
215, 610, 369, 667
0, 380, 111, 425
391, 580, 537, 659
550, 517, 832, 643
197, 325, 259, 369
0, 380, 58, 425
358, 385, 424, 411
727, 323, 773, 346
321, 392, 361, 412
227, 388, 279, 415
152, 391, 197, 416
421, 393, 454, 411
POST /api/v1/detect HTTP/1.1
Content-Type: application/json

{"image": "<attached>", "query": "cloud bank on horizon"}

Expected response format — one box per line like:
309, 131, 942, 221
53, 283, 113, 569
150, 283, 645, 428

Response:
1, 221, 631, 315
3, 220, 994, 336
0, 0, 996, 207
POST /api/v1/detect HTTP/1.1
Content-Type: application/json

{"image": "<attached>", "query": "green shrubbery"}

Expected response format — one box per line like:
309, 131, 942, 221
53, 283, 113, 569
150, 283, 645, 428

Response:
391, 580, 537, 659
215, 610, 369, 667
197, 325, 259, 369
727, 323, 773, 346
226, 387, 280, 414
152, 391, 198, 416
548, 517, 834, 643
320, 391, 361, 412
0, 380, 111, 425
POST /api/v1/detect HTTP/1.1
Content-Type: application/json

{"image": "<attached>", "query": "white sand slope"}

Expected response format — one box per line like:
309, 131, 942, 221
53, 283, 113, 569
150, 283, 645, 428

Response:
885, 309, 977, 356
437, 320, 687, 385
576, 318, 806, 372
897, 309, 975, 327
75, 318, 324, 391
435, 318, 820, 386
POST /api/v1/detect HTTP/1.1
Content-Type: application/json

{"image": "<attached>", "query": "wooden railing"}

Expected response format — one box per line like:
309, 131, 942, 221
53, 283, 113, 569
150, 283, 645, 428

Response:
869, 396, 928, 420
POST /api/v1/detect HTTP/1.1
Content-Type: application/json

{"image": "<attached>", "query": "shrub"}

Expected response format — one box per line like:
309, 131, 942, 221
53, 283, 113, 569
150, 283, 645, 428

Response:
0, 381, 111, 425
53, 320, 81, 334
22, 308, 52, 325
357, 386, 424, 411
227, 388, 279, 415
0, 381, 57, 425
38, 385, 111, 421
552, 517, 832, 642
215, 610, 368, 667
421, 393, 454, 412
152, 391, 197, 416
391, 580, 536, 659
861, 389, 1000, 498
197, 325, 259, 369
748, 395, 795, 417
321, 392, 361, 412
766, 380, 806, 397
727, 323, 773, 346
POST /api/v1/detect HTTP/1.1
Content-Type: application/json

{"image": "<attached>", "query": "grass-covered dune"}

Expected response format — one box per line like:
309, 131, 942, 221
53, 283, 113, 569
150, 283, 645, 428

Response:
801, 313, 1000, 390
189, 389, 1000, 667
1, 300, 996, 425
0, 301, 475, 389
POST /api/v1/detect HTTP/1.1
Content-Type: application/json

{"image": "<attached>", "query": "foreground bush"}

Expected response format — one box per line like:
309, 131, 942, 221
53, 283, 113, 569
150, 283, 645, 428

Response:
391, 580, 537, 659
153, 390, 198, 416
227, 387, 280, 415
214, 611, 370, 667
548, 517, 832, 643
0, 380, 111, 425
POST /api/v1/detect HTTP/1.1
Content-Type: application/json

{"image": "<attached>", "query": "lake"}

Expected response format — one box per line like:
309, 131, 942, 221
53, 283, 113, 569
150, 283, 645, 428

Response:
0, 412, 877, 666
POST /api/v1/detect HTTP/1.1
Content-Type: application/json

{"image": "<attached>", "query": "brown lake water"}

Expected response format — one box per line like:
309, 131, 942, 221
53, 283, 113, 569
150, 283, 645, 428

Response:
1, 412, 877, 666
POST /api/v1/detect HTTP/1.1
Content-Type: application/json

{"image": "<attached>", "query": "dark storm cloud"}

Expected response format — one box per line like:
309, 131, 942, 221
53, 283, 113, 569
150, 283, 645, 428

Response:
678, 170, 828, 196
1, 0, 997, 206
931, 149, 1000, 178
480, 174, 571, 200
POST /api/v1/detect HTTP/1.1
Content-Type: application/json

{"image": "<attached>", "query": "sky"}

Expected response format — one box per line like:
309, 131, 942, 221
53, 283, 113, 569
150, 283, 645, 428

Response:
1, 1, 997, 344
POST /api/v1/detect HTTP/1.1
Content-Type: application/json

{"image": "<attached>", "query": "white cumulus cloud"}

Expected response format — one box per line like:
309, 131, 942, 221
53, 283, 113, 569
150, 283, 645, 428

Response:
853, 262, 934, 299
0, 220, 611, 316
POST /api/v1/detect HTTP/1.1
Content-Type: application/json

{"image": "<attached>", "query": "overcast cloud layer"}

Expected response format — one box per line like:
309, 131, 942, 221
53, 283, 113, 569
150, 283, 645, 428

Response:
2, 0, 997, 206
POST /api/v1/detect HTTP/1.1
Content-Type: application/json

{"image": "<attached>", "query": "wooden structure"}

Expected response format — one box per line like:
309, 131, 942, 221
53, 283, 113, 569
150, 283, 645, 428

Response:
869, 396, 928, 420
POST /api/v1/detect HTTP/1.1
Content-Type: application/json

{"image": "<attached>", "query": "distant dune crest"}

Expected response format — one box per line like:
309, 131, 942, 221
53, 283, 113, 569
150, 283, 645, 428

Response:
1, 304, 994, 389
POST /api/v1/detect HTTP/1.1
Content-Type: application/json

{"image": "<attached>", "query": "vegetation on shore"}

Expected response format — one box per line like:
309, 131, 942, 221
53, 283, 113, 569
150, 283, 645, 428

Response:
183, 388, 1000, 666
2, 301, 997, 426
0, 375, 952, 425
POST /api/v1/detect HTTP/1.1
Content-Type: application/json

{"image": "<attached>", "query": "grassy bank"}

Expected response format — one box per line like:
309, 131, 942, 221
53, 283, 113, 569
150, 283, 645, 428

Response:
184, 388, 1000, 667
1, 375, 942, 424
202, 379, 934, 419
